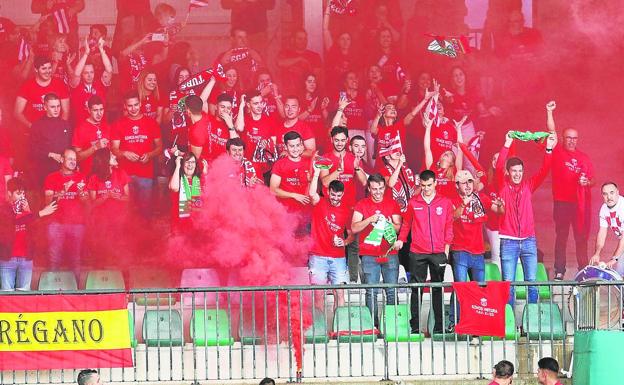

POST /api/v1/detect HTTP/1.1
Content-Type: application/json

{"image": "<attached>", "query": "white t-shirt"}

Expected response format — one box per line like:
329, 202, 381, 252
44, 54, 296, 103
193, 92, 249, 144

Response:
599, 195, 624, 239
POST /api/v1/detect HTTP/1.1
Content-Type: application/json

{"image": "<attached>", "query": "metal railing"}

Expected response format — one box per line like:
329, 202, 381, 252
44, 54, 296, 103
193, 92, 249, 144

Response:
0, 280, 621, 384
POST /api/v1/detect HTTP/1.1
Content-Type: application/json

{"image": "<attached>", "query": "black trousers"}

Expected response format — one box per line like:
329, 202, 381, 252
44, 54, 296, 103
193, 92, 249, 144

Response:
408, 252, 448, 332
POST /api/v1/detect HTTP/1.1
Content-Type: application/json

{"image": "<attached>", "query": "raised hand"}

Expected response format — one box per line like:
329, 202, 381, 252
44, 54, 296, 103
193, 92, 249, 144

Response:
452, 115, 468, 131
321, 97, 330, 110
546, 100, 556, 112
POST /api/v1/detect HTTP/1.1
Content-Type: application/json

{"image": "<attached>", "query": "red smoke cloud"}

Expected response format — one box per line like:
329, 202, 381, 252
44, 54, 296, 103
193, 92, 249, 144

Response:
166, 154, 313, 371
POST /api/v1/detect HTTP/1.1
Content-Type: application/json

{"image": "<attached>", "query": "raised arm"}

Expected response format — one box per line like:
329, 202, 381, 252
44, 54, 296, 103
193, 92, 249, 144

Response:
323, 3, 333, 50
453, 116, 467, 171
309, 165, 321, 205
199, 76, 217, 113
423, 116, 434, 169
528, 134, 557, 192
387, 155, 406, 188
546, 100, 556, 133
496, 132, 513, 188
404, 95, 432, 126
168, 156, 182, 192
370, 105, 383, 136
235, 94, 246, 132
331, 97, 351, 129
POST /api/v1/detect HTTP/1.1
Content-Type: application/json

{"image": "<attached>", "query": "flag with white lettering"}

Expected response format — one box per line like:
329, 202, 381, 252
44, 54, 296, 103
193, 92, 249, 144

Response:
378, 132, 403, 158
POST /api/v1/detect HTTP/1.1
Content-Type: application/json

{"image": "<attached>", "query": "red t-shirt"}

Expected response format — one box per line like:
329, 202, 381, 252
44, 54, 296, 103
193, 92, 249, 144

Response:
43, 170, 87, 224
17, 78, 69, 124
325, 46, 361, 94
335, 91, 367, 130
452, 193, 492, 254
323, 151, 357, 208
141, 94, 163, 121
429, 120, 457, 162
435, 167, 457, 199
72, 119, 111, 175
271, 156, 311, 212
354, 196, 400, 257
552, 147, 593, 202
111, 116, 161, 178
87, 168, 130, 213
70, 80, 108, 124
277, 49, 322, 93
189, 114, 231, 161
453, 281, 510, 337
188, 113, 212, 160
12, 212, 30, 257
301, 94, 327, 151
310, 198, 353, 258
243, 113, 276, 174
377, 120, 406, 156
275, 120, 314, 155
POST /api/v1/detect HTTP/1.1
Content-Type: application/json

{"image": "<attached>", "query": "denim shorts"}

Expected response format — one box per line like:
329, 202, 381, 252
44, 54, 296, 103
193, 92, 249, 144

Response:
308, 255, 349, 285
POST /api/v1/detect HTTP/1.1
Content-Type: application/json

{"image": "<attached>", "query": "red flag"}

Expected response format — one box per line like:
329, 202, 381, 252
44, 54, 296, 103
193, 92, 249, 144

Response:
329, 0, 356, 15
452, 281, 510, 337
424, 95, 439, 125
18, 36, 30, 62
189, 0, 210, 8
378, 133, 403, 158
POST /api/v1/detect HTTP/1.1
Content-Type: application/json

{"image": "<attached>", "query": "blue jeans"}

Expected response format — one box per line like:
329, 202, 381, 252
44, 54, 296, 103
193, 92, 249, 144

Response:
500, 237, 538, 305
0, 257, 33, 290
48, 222, 85, 276
129, 176, 154, 218
449, 251, 485, 325
361, 255, 399, 325
308, 255, 349, 285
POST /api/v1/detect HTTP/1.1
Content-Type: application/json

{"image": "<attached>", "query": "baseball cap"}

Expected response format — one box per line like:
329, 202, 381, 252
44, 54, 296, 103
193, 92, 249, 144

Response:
455, 169, 474, 183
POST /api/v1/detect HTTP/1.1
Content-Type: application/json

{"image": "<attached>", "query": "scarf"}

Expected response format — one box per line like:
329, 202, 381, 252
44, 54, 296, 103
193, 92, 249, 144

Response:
179, 176, 201, 218
465, 193, 486, 221
252, 138, 277, 165
384, 162, 417, 212
241, 158, 257, 187
509, 130, 550, 142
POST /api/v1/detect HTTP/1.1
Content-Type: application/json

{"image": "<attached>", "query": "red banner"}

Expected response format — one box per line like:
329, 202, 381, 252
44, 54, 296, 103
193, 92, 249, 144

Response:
0, 293, 133, 370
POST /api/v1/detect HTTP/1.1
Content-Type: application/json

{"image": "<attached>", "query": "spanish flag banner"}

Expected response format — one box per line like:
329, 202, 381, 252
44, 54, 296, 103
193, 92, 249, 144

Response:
0, 294, 133, 370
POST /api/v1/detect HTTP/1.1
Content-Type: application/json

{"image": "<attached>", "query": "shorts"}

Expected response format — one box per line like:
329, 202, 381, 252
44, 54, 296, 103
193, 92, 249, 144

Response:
308, 255, 349, 285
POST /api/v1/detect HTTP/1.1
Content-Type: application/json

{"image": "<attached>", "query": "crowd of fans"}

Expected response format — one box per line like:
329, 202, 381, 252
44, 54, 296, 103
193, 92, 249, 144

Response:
0, 1, 622, 336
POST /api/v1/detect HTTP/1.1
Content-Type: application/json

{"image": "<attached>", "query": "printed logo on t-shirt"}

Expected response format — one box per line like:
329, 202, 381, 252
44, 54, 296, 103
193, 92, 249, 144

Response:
436, 206, 443, 216
132, 126, 139, 135
443, 130, 449, 140
471, 298, 499, 317
105, 180, 112, 189
480, 297, 487, 307
565, 158, 581, 174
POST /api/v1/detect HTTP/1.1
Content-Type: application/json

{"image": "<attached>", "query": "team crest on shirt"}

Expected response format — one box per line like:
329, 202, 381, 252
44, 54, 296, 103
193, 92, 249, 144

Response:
565, 158, 581, 173
216, 128, 222, 137
132, 126, 139, 135
252, 127, 258, 135
105, 181, 112, 189
443, 131, 449, 140
330, 214, 336, 222
384, 133, 390, 140
436, 206, 443, 215
480, 298, 487, 307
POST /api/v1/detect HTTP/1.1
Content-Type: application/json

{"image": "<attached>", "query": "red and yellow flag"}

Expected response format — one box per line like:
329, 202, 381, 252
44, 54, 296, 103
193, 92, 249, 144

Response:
0, 294, 132, 370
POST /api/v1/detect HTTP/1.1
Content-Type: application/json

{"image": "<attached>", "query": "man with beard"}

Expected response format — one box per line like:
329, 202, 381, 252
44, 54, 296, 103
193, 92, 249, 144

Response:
589, 182, 624, 275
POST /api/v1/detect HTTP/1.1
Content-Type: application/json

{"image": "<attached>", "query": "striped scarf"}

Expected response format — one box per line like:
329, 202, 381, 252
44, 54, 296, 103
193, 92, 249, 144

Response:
179, 176, 201, 218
